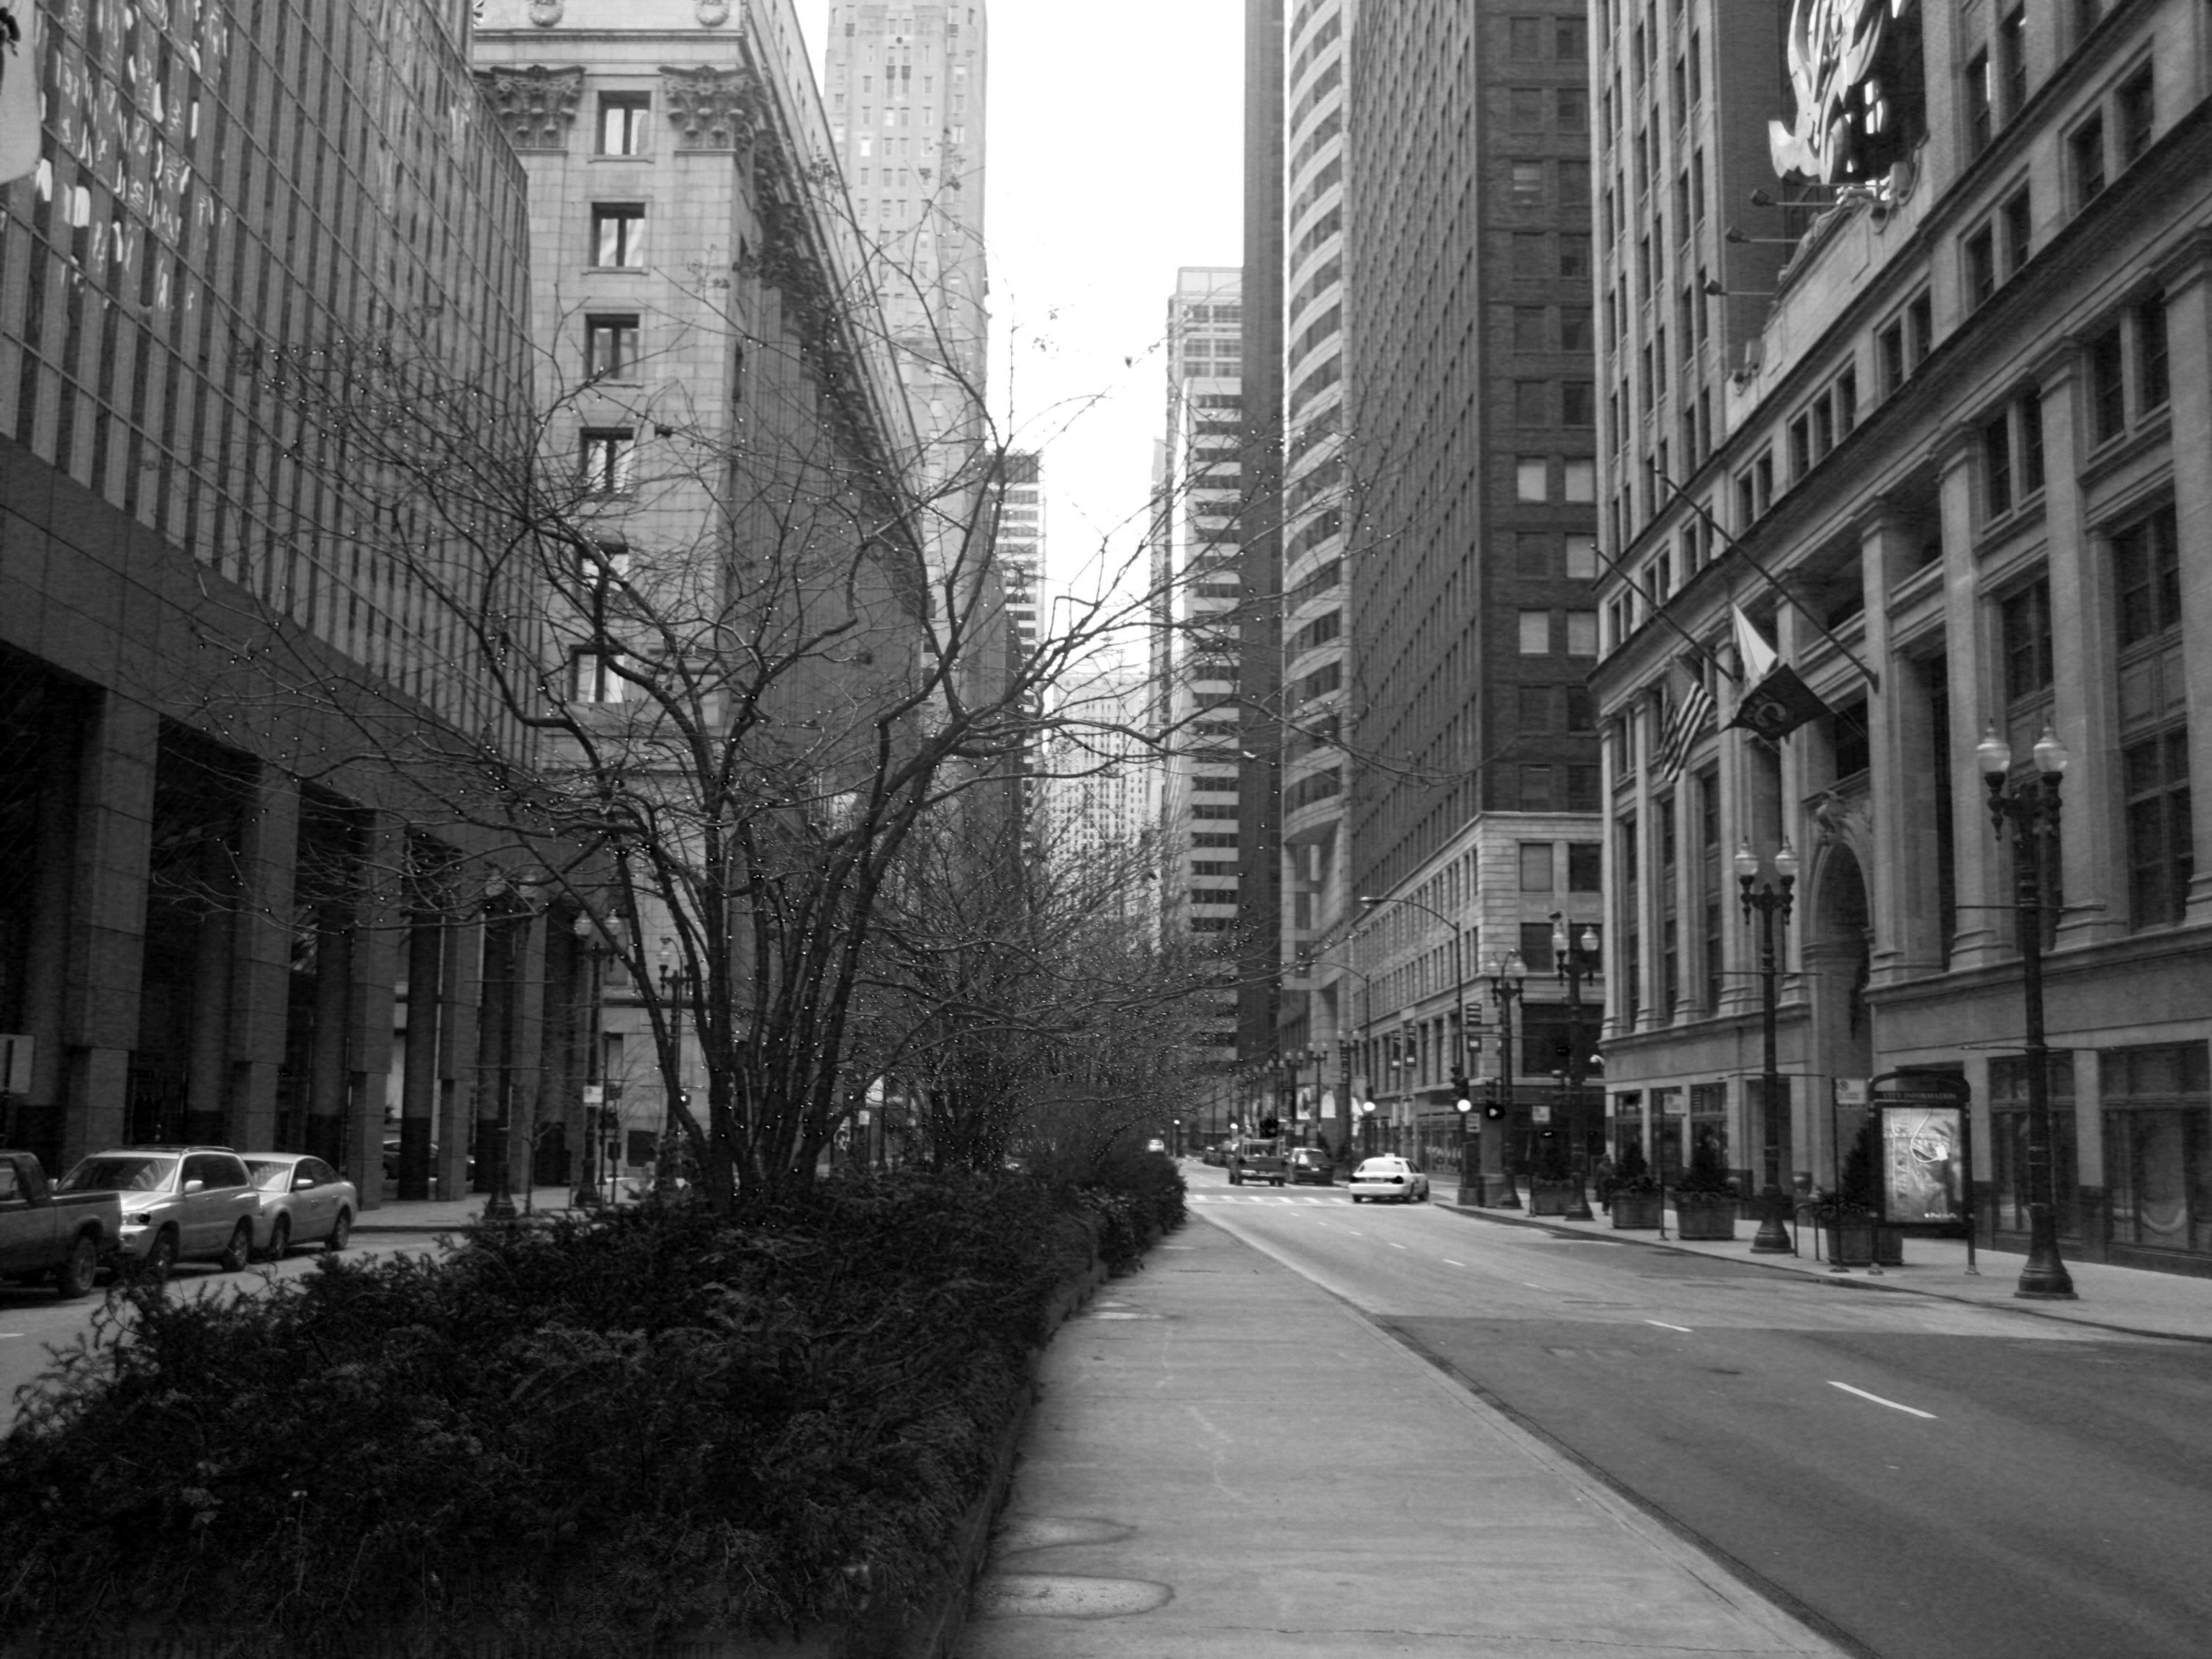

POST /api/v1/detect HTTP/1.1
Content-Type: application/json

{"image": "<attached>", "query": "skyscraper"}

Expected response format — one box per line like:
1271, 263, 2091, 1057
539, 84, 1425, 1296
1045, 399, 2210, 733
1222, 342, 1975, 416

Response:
1337, 1, 1604, 1190
1156, 268, 1247, 1073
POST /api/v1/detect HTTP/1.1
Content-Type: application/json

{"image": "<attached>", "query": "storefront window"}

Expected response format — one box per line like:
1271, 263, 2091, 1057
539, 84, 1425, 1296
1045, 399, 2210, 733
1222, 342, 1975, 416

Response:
1989, 1053, 2078, 1238
2102, 1043, 2212, 1254
1689, 1082, 1728, 1177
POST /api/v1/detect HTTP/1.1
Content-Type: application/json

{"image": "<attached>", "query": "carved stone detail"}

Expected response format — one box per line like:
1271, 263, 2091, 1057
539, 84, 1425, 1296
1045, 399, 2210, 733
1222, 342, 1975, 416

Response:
660, 66, 758, 151
475, 66, 585, 149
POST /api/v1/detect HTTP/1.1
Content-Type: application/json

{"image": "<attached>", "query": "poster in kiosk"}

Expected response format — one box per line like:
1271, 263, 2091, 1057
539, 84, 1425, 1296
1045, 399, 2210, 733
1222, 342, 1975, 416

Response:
1866, 1071, 1975, 1271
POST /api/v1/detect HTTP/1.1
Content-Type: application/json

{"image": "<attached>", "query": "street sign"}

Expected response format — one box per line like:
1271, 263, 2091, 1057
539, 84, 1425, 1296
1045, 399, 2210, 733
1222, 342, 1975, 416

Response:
1835, 1077, 1869, 1105
1532, 1103, 1552, 1124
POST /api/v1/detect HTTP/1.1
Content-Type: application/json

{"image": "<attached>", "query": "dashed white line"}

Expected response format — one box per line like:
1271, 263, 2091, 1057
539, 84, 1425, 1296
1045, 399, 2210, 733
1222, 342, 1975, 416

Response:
1442, 1259, 1467, 1267
1827, 1380, 1938, 1419
1645, 1319, 1694, 1333
1387, 1241, 1407, 1250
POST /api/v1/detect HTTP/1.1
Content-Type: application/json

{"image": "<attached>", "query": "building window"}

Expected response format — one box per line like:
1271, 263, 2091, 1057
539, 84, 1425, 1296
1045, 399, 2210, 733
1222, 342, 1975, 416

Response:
585, 315, 640, 379
2124, 729, 2193, 928
1519, 842, 1555, 891
581, 428, 636, 494
2070, 112, 2107, 205
593, 204, 647, 267
1907, 292, 1934, 368
1513, 233, 1547, 276
1965, 50, 1992, 155
1516, 380, 1550, 425
2001, 575, 2054, 709
1560, 233, 1591, 277
1516, 457, 1549, 501
2088, 324, 2126, 444
2101, 1044, 2212, 1251
1878, 319, 1906, 397
1511, 162, 1545, 206
1519, 765, 1556, 809
598, 93, 651, 156
1997, 9, 2028, 120
2118, 63, 2156, 166
1519, 609, 1552, 655
2002, 186, 2033, 276
569, 649, 630, 704
1566, 611, 1599, 657
1519, 685, 1555, 734
1964, 226, 1996, 309
2139, 292, 2170, 413
1562, 381, 1595, 426
1982, 410, 2014, 518
1990, 1053, 2080, 1238
2113, 504, 2189, 927
1563, 458, 1596, 503
1564, 533, 1598, 580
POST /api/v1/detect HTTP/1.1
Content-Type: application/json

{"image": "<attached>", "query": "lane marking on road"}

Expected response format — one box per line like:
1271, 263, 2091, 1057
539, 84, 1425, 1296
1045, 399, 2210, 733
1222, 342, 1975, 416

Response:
1442, 1259, 1467, 1267
1645, 1319, 1694, 1333
1387, 1241, 1407, 1250
1523, 1282, 1547, 1290
1827, 1380, 1938, 1419
0, 1332, 24, 1339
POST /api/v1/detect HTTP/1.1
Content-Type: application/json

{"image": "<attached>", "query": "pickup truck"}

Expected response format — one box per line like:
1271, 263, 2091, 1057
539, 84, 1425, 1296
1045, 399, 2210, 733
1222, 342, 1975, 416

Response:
0, 1150, 121, 1298
1226, 1138, 1288, 1187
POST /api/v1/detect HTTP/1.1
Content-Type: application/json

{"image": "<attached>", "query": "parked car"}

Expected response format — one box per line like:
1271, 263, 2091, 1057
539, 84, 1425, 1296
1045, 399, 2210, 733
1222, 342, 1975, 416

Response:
241, 1154, 359, 1256
1286, 1146, 1335, 1187
0, 1150, 121, 1298
1349, 1156, 1430, 1204
1200, 1143, 1228, 1168
1228, 1138, 1287, 1187
1145, 1138, 1168, 1155
57, 1147, 262, 1275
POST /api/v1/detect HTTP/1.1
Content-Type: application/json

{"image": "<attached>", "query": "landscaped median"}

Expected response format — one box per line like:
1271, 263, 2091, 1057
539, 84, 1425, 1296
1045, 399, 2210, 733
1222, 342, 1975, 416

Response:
0, 1161, 1186, 1659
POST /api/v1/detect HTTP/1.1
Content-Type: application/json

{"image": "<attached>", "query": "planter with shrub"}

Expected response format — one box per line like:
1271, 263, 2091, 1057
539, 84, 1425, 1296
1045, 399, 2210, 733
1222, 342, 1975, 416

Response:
1820, 1117, 1902, 1267
0, 1159, 1184, 1659
1527, 1177, 1583, 1216
1608, 1139, 1661, 1229
1671, 1135, 1737, 1241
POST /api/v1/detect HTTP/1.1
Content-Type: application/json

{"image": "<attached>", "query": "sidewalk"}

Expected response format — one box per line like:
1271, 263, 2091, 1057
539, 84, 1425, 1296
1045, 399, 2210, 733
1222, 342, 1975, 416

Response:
957, 1211, 1852, 1659
354, 1186, 603, 1233
1431, 1190, 2212, 1344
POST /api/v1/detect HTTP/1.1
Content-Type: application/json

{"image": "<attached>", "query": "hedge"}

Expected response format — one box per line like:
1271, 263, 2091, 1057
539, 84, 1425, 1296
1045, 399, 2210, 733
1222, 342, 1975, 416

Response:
0, 1165, 1178, 1658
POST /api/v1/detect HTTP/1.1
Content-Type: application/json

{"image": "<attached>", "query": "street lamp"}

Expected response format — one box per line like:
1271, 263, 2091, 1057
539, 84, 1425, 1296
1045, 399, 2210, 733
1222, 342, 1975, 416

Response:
655, 938, 697, 1197
1734, 839, 1801, 1254
1977, 721, 2077, 1300
572, 912, 608, 1210
1551, 914, 1601, 1220
1485, 950, 1529, 1209
482, 873, 520, 1222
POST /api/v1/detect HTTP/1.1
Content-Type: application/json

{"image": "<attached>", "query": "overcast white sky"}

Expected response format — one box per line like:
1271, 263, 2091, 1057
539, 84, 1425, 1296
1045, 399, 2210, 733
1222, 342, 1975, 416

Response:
804, 0, 1246, 597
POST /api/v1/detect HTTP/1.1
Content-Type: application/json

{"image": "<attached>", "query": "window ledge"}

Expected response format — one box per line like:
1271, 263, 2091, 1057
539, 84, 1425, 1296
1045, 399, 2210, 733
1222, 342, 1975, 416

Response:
2079, 407, 2172, 493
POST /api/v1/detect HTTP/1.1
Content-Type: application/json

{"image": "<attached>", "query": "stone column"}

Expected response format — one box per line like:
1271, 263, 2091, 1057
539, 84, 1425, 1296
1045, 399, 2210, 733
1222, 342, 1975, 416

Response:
227, 772, 299, 1152
2028, 341, 2121, 951
2154, 235, 2212, 921
435, 903, 482, 1202
61, 693, 159, 1165
1933, 425, 2003, 969
342, 813, 401, 1205
17, 690, 88, 1167
397, 896, 444, 1202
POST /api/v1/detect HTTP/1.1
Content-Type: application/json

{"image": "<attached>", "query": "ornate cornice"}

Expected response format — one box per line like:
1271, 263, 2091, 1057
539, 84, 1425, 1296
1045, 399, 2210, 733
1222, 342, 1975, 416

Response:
474, 66, 585, 150
660, 65, 760, 151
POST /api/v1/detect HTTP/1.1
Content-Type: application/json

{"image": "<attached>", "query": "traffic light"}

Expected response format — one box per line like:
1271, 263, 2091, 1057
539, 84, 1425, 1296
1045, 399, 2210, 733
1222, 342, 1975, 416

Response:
1450, 1066, 1471, 1105
1483, 1079, 1505, 1120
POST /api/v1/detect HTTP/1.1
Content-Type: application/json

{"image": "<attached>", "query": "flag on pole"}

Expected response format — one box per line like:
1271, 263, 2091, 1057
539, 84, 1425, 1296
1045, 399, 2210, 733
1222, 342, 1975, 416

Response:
1655, 652, 1714, 783
0, 4, 37, 189
1725, 605, 1830, 742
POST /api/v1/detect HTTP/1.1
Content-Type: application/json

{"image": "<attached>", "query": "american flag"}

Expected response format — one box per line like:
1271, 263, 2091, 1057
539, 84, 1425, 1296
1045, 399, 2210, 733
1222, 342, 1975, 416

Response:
1655, 652, 1715, 783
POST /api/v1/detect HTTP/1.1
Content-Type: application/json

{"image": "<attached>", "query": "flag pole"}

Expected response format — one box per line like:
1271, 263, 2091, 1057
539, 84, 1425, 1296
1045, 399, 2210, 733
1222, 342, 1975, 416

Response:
1655, 472, 1881, 693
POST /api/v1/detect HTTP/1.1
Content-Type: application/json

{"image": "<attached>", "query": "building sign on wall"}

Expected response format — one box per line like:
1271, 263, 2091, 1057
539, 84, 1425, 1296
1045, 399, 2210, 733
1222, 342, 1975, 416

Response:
1769, 0, 1923, 186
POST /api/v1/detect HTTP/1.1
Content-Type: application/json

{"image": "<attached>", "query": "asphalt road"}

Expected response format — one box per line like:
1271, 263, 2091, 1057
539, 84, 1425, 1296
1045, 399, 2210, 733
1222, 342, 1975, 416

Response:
1187, 1164, 2212, 1659
0, 1231, 449, 1434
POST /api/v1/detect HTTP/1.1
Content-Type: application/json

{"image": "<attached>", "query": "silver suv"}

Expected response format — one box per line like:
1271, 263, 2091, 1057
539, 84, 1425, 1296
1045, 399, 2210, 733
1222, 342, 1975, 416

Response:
57, 1147, 263, 1275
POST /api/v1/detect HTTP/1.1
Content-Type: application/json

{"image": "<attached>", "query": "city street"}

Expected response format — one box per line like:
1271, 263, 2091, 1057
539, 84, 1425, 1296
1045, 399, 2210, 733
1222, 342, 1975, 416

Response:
1184, 1165, 2212, 1659
0, 1232, 450, 1434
